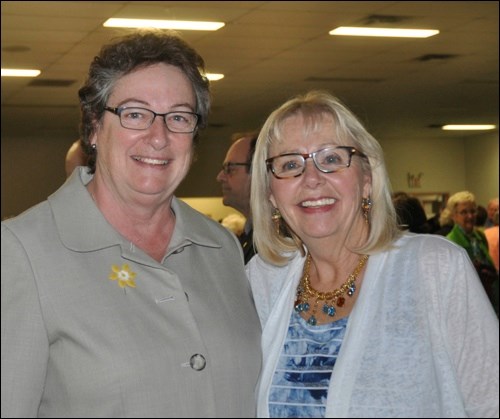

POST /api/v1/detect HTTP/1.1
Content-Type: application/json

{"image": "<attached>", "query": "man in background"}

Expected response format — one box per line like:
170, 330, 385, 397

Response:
216, 131, 258, 264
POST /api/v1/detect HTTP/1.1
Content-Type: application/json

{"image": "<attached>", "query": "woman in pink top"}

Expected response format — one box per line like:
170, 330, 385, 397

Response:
485, 210, 499, 271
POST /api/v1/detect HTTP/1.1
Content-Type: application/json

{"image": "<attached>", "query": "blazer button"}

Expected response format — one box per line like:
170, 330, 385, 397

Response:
190, 354, 206, 371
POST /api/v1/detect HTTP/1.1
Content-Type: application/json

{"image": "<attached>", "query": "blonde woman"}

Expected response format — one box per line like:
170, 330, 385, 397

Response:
247, 91, 499, 417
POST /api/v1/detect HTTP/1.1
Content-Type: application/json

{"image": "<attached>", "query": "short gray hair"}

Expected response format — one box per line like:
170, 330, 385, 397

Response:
78, 29, 210, 173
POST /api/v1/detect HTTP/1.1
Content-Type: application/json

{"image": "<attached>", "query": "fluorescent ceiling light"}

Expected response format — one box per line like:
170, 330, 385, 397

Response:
103, 18, 225, 31
442, 124, 496, 131
329, 27, 439, 38
1, 68, 41, 77
206, 73, 224, 81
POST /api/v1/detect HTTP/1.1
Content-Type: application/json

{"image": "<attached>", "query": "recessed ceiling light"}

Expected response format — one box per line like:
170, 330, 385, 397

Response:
1, 68, 41, 77
206, 73, 224, 81
103, 18, 225, 31
442, 124, 496, 130
329, 27, 439, 38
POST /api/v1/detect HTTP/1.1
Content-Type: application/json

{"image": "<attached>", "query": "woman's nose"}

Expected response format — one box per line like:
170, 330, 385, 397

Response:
146, 117, 170, 149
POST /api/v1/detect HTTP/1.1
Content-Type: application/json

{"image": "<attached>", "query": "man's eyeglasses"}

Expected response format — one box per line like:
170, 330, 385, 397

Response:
104, 106, 200, 133
221, 162, 250, 175
266, 146, 366, 179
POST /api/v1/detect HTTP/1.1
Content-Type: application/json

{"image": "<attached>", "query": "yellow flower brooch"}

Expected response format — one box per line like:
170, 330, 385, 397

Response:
109, 264, 137, 288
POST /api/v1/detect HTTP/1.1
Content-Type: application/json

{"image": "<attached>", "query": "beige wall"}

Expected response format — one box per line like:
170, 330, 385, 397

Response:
382, 136, 466, 196
464, 131, 499, 206
379, 131, 498, 208
1, 130, 498, 220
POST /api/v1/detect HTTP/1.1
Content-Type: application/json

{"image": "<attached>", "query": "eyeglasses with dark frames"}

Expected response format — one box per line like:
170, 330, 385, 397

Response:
104, 106, 200, 133
266, 146, 366, 179
221, 162, 251, 175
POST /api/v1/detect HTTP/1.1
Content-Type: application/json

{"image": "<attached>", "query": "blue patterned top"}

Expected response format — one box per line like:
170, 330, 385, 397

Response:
268, 310, 348, 418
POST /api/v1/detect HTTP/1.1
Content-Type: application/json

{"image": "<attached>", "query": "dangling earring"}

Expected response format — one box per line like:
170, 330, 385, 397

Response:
271, 207, 282, 235
361, 197, 372, 224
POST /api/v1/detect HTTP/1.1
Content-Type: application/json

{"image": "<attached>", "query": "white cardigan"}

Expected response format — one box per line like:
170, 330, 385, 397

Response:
247, 233, 499, 418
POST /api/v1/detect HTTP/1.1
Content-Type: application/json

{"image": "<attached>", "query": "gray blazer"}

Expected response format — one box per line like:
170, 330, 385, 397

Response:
1, 169, 261, 418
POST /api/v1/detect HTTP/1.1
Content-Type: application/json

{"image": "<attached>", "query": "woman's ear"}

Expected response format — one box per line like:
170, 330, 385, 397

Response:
89, 121, 100, 148
269, 193, 277, 209
362, 172, 372, 198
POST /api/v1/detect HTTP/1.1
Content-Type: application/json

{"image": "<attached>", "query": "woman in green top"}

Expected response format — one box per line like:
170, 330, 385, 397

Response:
445, 190, 498, 314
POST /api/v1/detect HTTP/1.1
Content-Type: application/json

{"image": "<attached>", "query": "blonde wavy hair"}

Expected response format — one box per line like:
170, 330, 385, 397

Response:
440, 191, 477, 226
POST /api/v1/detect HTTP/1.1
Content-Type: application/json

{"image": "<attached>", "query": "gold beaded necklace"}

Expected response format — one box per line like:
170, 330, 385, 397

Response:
295, 253, 369, 325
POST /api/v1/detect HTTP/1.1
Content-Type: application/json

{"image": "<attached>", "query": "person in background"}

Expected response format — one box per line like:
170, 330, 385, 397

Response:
475, 205, 488, 229
392, 192, 431, 233
445, 190, 498, 313
485, 211, 500, 316
484, 210, 499, 272
216, 130, 259, 264
64, 139, 88, 177
247, 90, 498, 417
485, 197, 499, 228
425, 209, 443, 234
1, 30, 261, 418
434, 204, 454, 236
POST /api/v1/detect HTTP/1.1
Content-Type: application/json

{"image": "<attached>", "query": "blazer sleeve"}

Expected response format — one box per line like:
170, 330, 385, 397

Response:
1, 225, 49, 418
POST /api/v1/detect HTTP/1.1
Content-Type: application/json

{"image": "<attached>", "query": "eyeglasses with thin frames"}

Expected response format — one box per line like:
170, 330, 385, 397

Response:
456, 208, 477, 217
104, 106, 200, 133
266, 145, 366, 179
221, 162, 250, 175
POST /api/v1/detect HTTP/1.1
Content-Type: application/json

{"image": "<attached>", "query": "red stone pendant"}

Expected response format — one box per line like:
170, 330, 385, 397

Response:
337, 296, 345, 307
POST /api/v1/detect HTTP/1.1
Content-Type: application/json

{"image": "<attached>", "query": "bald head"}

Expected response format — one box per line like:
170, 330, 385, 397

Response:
65, 140, 88, 177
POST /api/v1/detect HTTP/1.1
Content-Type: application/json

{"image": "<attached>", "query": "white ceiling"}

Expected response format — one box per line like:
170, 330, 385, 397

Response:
1, 1, 498, 147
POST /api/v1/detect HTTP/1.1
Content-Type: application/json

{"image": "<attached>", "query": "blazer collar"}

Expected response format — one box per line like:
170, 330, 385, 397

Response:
49, 168, 222, 257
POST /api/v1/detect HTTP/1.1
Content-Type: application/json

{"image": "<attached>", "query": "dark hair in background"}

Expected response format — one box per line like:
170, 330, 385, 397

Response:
475, 205, 488, 226
393, 194, 431, 233
78, 29, 211, 173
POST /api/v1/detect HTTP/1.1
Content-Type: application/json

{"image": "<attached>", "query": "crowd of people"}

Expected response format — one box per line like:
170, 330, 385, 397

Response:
392, 190, 499, 314
2, 29, 498, 418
